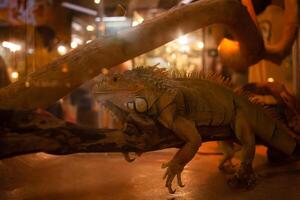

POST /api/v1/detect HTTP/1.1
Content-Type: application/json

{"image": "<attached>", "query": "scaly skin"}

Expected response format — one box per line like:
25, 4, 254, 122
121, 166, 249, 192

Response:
241, 82, 300, 135
93, 67, 299, 193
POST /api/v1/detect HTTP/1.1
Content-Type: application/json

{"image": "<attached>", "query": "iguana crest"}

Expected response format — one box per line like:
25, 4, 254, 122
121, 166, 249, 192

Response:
130, 65, 234, 88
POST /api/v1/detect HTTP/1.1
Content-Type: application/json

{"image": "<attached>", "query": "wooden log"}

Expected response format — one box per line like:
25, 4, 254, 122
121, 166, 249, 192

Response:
0, 109, 233, 159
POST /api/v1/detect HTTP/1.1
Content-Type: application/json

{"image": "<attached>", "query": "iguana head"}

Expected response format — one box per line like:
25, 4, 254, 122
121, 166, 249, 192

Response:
93, 66, 175, 113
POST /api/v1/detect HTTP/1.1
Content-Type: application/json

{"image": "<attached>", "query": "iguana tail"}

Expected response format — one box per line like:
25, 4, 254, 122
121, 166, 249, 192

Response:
236, 96, 297, 156
264, 122, 297, 155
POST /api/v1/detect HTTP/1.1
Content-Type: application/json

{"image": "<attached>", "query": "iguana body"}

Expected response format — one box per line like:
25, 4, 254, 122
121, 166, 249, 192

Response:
93, 67, 298, 193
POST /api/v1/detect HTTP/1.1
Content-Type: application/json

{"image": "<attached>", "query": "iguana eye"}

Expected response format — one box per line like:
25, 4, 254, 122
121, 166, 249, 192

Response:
134, 97, 148, 113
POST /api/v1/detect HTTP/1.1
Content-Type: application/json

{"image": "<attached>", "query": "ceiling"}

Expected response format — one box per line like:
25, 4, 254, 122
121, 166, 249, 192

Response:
64, 0, 181, 16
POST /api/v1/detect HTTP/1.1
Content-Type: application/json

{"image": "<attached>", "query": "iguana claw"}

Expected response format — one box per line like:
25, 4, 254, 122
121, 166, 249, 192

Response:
177, 172, 185, 187
122, 152, 135, 162
228, 172, 256, 189
219, 160, 237, 174
122, 152, 143, 162
167, 184, 176, 194
227, 163, 256, 189
162, 161, 185, 194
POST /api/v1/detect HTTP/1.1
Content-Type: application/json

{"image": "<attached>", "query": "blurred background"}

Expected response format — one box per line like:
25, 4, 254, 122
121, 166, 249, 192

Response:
0, 0, 299, 129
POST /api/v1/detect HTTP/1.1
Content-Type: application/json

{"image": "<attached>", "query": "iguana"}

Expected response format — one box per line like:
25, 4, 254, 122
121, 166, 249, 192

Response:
93, 66, 300, 193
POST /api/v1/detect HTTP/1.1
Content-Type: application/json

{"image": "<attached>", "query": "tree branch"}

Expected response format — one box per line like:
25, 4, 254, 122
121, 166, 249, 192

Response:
0, 109, 233, 159
0, 0, 261, 110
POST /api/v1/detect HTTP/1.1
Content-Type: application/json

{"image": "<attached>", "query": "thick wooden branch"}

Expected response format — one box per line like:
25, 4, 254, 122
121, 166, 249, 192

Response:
0, 0, 260, 110
0, 110, 233, 159
264, 0, 299, 64
219, 0, 298, 72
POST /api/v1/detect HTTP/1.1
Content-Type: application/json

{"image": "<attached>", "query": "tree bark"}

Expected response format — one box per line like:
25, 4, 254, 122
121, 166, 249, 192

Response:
0, 109, 233, 159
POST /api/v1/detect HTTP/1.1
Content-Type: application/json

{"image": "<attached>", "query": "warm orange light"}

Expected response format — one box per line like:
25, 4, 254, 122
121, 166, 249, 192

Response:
196, 41, 204, 50
177, 35, 188, 45
218, 38, 240, 52
218, 38, 246, 72
71, 41, 78, 49
62, 64, 69, 73
57, 45, 67, 55
2, 41, 21, 52
25, 81, 30, 87
101, 68, 109, 75
132, 11, 144, 27
267, 77, 275, 83
86, 25, 95, 32
11, 71, 19, 79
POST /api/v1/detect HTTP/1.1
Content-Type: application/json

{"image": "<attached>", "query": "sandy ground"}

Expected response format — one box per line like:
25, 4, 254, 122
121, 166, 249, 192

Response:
1, 142, 300, 200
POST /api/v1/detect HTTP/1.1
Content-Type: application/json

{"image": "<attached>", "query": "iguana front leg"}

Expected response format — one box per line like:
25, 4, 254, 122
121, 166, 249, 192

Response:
159, 106, 202, 193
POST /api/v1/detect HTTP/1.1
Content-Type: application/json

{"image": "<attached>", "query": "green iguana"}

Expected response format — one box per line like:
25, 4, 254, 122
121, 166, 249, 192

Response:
93, 66, 300, 193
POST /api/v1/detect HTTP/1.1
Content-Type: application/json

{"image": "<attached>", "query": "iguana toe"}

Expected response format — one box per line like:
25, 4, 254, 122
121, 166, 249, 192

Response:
227, 169, 256, 189
218, 161, 237, 174
122, 152, 136, 162
162, 161, 185, 194
177, 172, 185, 187
165, 173, 176, 194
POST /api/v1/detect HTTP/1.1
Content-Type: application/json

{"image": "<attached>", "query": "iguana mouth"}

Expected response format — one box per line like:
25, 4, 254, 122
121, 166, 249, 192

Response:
94, 90, 133, 94
94, 88, 143, 95
94, 90, 137, 100
102, 101, 128, 123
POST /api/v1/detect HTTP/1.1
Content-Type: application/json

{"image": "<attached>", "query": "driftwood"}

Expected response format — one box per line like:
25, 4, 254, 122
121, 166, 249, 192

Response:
0, 109, 233, 159
2, 0, 297, 110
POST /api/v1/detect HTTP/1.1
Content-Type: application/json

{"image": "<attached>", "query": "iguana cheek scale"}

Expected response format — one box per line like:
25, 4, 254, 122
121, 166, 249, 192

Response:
126, 97, 149, 113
